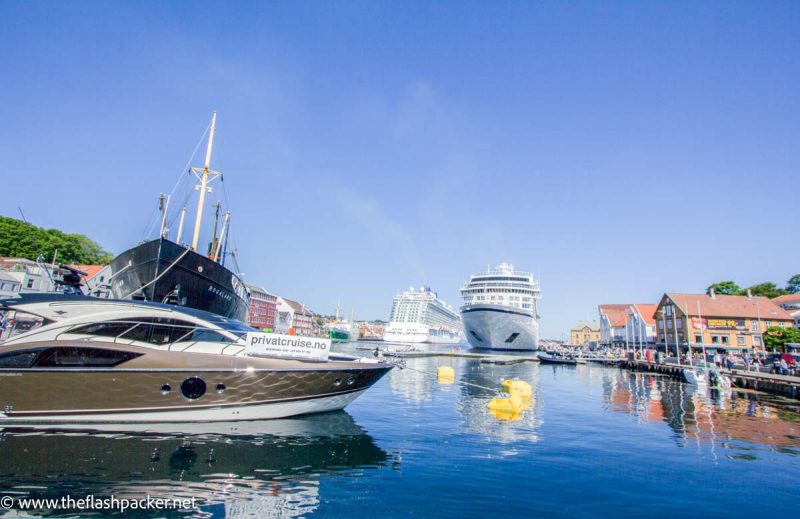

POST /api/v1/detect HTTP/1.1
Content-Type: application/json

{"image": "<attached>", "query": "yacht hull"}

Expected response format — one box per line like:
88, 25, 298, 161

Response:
0, 343, 392, 423
110, 238, 249, 321
0, 389, 368, 423
461, 304, 539, 351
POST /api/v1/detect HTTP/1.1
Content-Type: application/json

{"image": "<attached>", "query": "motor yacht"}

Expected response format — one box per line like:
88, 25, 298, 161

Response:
0, 294, 392, 423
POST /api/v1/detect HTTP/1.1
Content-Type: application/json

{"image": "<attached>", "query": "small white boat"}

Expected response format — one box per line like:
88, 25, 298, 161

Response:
683, 366, 708, 387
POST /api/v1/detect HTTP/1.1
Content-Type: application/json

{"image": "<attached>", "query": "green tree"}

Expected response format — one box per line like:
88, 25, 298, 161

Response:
746, 282, 789, 299
706, 281, 744, 296
763, 326, 800, 352
787, 274, 800, 294
0, 216, 113, 265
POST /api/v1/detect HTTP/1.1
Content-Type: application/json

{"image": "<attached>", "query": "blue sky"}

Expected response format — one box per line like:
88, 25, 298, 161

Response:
1, 1, 798, 338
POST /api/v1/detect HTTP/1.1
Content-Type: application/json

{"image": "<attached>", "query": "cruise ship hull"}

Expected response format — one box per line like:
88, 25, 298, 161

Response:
461, 304, 539, 351
383, 323, 461, 345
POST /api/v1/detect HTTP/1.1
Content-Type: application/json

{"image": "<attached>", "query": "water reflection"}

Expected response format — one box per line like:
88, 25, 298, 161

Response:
458, 361, 542, 443
602, 369, 800, 455
383, 354, 542, 444
0, 412, 389, 518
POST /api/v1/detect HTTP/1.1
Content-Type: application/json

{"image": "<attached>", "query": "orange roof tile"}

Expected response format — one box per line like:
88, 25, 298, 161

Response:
598, 304, 630, 327
666, 293, 792, 321
773, 294, 800, 305
69, 265, 106, 281
632, 304, 658, 325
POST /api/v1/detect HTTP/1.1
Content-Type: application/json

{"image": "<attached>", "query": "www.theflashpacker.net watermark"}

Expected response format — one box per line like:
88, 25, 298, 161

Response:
1, 494, 197, 513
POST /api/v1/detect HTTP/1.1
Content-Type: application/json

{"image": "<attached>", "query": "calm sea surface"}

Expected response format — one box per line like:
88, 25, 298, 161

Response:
1, 342, 798, 518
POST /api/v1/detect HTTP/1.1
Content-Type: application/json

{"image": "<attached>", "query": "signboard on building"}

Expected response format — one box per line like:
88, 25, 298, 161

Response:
704, 318, 746, 331
245, 332, 331, 361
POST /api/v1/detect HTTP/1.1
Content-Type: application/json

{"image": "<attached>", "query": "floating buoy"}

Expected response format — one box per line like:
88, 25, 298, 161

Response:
501, 379, 532, 397
488, 407, 522, 421
487, 394, 523, 414
437, 366, 455, 384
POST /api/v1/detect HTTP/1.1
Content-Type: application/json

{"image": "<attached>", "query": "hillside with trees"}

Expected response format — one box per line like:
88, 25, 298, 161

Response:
0, 216, 113, 265
706, 276, 799, 298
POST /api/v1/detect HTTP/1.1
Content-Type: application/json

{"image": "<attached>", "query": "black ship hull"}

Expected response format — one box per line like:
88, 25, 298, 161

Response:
110, 238, 249, 321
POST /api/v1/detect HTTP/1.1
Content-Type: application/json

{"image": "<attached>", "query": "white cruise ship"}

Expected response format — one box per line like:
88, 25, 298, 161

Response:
460, 263, 540, 350
383, 286, 462, 344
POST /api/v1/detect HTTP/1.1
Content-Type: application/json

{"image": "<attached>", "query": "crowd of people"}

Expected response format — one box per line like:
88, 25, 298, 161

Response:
591, 344, 799, 377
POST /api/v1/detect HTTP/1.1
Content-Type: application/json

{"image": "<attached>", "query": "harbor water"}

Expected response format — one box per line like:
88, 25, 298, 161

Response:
1, 343, 798, 518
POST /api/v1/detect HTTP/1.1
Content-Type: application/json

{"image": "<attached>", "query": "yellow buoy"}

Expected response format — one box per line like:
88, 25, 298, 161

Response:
488, 407, 522, 421
501, 379, 532, 397
487, 394, 523, 414
437, 366, 455, 385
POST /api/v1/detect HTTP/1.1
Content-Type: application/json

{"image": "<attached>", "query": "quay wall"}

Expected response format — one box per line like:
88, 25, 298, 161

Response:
621, 360, 800, 399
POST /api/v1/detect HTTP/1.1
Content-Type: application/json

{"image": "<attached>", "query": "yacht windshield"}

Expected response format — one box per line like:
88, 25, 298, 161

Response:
68, 318, 238, 345
0, 309, 54, 341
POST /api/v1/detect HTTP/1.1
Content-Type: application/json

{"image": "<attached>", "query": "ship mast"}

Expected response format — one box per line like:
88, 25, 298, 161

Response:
191, 112, 221, 252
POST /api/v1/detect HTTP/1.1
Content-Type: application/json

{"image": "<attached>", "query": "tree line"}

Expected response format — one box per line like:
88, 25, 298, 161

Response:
0, 216, 113, 265
706, 276, 800, 299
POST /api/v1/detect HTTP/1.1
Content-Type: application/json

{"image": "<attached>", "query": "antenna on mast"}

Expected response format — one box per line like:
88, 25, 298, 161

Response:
190, 112, 222, 252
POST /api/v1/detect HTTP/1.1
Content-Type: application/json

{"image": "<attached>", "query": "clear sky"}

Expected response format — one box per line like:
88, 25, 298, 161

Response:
1, 1, 798, 338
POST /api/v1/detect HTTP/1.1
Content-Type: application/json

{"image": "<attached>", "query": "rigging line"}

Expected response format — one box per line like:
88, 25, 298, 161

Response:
166, 179, 195, 229
142, 121, 212, 239
119, 246, 193, 299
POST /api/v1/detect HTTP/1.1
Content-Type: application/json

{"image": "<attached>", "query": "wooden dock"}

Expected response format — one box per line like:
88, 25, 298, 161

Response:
622, 360, 800, 399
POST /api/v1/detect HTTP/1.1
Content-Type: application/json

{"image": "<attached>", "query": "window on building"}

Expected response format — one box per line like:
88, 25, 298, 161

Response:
779, 322, 785, 328
737, 335, 745, 346
721, 335, 729, 344
695, 335, 702, 343
711, 336, 719, 344
665, 305, 673, 316
751, 321, 760, 332
753, 336, 762, 347
657, 321, 663, 330
26, 279, 34, 289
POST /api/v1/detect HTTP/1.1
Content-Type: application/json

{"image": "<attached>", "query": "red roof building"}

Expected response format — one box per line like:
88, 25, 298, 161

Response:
246, 284, 277, 331
654, 293, 793, 352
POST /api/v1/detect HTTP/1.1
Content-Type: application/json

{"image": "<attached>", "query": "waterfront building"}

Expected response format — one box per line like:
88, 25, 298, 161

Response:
570, 320, 600, 346
0, 271, 21, 298
358, 321, 385, 340
246, 284, 278, 331
275, 297, 316, 336
653, 291, 794, 353
773, 294, 800, 327
598, 304, 630, 347
0, 258, 65, 293
626, 304, 657, 347
71, 264, 112, 298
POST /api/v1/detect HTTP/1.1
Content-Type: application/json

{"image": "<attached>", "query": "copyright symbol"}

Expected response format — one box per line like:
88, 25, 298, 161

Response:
1, 495, 13, 508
